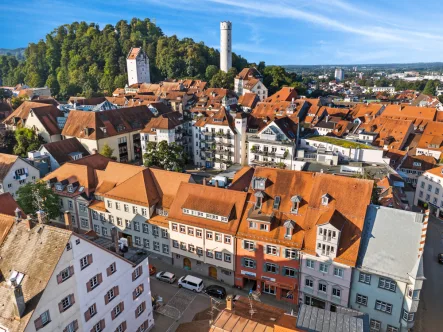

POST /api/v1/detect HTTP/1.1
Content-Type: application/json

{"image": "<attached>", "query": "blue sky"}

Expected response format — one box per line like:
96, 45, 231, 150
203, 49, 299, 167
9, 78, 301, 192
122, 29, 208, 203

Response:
2, 0, 443, 65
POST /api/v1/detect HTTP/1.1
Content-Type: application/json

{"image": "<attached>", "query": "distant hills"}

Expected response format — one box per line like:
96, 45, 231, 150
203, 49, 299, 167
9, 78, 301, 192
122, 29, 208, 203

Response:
283, 62, 443, 73
0, 48, 25, 60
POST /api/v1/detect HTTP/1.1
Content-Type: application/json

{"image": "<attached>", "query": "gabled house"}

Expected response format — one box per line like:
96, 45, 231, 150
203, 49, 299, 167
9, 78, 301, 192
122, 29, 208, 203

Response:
0, 153, 40, 198
235, 67, 268, 101
0, 192, 25, 217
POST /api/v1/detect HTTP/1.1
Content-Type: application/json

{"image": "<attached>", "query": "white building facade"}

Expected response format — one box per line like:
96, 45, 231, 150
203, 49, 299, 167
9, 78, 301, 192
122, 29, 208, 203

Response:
0, 155, 40, 198
127, 47, 150, 86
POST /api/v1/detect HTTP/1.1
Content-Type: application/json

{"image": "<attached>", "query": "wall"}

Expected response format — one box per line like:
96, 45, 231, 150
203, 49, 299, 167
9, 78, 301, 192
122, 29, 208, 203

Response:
24, 111, 62, 143
26, 234, 153, 332
0, 158, 40, 198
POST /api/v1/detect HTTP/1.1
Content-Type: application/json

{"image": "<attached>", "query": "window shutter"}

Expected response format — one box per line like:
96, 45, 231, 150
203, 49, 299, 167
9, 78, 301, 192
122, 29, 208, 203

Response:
97, 273, 103, 285
107, 265, 112, 276
275, 265, 279, 274
100, 319, 105, 329
114, 285, 120, 297
111, 308, 116, 320
122, 321, 127, 331
138, 265, 143, 276
59, 301, 64, 313
63, 327, 68, 332
142, 301, 146, 311
69, 265, 75, 276
276, 247, 280, 257
34, 317, 43, 330
263, 245, 267, 255
132, 270, 136, 281
57, 272, 63, 284
86, 280, 92, 292
241, 258, 245, 267
253, 260, 257, 269
242, 240, 245, 249
84, 309, 91, 322
135, 307, 139, 318
281, 267, 286, 276
140, 283, 144, 293
104, 292, 110, 305
87, 254, 93, 265
120, 301, 125, 312
70, 294, 75, 305
133, 289, 137, 300
263, 263, 267, 272
74, 319, 79, 330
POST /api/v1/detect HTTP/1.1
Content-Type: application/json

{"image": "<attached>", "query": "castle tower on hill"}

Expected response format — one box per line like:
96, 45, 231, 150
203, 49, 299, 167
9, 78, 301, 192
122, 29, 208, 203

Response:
126, 47, 151, 86
220, 21, 232, 73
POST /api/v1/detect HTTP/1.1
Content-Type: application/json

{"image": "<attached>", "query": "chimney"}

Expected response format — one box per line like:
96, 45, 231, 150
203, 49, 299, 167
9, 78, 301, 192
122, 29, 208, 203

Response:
226, 295, 234, 311
24, 216, 32, 230
64, 211, 72, 231
203, 178, 207, 186
215, 180, 219, 188
14, 208, 22, 222
11, 277, 26, 318
111, 227, 119, 253
36, 210, 46, 224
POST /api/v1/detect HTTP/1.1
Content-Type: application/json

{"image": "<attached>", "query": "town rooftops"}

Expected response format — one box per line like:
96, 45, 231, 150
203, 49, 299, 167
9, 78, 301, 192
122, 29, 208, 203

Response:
235, 67, 262, 80
141, 111, 183, 133
0, 193, 25, 218
400, 154, 436, 172
0, 220, 72, 331
127, 47, 142, 60
264, 87, 298, 103
381, 104, 437, 128
360, 117, 413, 149
416, 121, 443, 152
358, 205, 424, 282
0, 153, 19, 180
169, 182, 248, 235
423, 165, 443, 178
238, 93, 258, 108
61, 105, 159, 140
0, 213, 15, 245
3, 101, 61, 129
67, 96, 107, 106
40, 138, 90, 166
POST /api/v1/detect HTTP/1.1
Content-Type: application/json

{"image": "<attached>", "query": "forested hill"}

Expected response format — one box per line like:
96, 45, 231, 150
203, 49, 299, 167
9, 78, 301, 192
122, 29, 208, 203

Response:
0, 18, 250, 99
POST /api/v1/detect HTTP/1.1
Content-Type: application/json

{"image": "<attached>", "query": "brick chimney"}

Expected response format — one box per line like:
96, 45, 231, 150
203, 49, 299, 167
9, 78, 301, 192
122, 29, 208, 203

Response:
14, 208, 22, 222
11, 277, 26, 318
111, 227, 119, 253
64, 211, 72, 231
226, 295, 234, 311
36, 210, 46, 224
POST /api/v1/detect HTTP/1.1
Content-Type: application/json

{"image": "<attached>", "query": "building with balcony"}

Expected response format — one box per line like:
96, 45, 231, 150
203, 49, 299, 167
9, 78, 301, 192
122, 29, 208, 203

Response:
0, 153, 40, 198
234, 67, 268, 101
349, 205, 426, 332
0, 215, 153, 332
248, 117, 298, 170
89, 165, 192, 263
43, 154, 113, 232
192, 107, 247, 169
168, 182, 248, 285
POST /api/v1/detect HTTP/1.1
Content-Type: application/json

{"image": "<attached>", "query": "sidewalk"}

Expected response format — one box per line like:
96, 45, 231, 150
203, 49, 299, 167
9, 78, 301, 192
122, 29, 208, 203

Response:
147, 253, 298, 314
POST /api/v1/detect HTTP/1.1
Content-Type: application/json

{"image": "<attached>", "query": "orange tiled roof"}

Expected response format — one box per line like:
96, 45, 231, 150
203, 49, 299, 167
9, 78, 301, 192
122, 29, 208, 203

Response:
264, 87, 297, 103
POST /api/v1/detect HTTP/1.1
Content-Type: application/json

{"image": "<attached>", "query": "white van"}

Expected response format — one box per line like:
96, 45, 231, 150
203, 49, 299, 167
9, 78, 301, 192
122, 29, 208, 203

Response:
178, 275, 204, 292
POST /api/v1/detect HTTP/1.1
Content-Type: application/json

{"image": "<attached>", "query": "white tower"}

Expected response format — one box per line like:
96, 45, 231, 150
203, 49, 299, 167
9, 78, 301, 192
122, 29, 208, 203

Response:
220, 21, 232, 73
126, 47, 151, 86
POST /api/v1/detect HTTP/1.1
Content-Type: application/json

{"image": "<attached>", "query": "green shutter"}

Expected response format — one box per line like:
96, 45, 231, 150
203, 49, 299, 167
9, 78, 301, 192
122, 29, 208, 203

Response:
241, 258, 245, 267
252, 260, 256, 269
281, 267, 286, 276
275, 264, 279, 274
263, 263, 267, 272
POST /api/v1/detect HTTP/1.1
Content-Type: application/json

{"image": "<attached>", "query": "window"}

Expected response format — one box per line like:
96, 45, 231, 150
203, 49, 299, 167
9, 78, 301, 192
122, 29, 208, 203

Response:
244, 258, 255, 268
420, 181, 425, 188
197, 247, 203, 256
333, 267, 344, 278
141, 208, 147, 216
402, 309, 414, 322
133, 206, 138, 214
115, 202, 120, 210
135, 236, 141, 246
154, 241, 160, 251
224, 235, 231, 244
378, 277, 396, 292
172, 223, 178, 231
161, 229, 168, 238
266, 245, 278, 256
428, 184, 432, 192
109, 263, 116, 275
265, 263, 278, 274
260, 224, 269, 231
92, 211, 98, 220
375, 300, 393, 314
283, 267, 296, 277
107, 288, 116, 302
215, 233, 222, 242
387, 326, 399, 332
244, 240, 255, 250
102, 227, 108, 236
61, 267, 71, 281
187, 227, 194, 236
215, 251, 222, 260
318, 283, 327, 293
306, 259, 315, 269
40, 310, 50, 326
143, 239, 150, 248
113, 303, 122, 318
80, 255, 91, 270
142, 224, 149, 233
224, 253, 231, 263
206, 231, 213, 240
93, 322, 102, 332
117, 217, 122, 226
94, 225, 100, 234
125, 220, 131, 229
107, 201, 112, 208
206, 249, 214, 258
249, 221, 257, 229
305, 279, 313, 288
163, 244, 169, 254
356, 294, 368, 306
370, 319, 381, 331
359, 272, 371, 284
136, 302, 145, 316
319, 263, 328, 273
196, 229, 202, 238
124, 204, 129, 212
152, 226, 159, 236
285, 248, 298, 259
89, 275, 99, 290
61, 295, 73, 310
332, 288, 341, 298
65, 320, 77, 332
407, 287, 420, 300
134, 221, 140, 231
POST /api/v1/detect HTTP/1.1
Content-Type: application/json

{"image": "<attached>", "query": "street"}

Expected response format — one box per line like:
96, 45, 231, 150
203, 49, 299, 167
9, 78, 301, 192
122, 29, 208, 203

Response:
415, 215, 443, 332
148, 254, 296, 332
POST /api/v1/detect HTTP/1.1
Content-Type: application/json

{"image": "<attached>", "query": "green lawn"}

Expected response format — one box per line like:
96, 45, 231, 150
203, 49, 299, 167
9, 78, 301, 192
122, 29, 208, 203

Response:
308, 136, 375, 149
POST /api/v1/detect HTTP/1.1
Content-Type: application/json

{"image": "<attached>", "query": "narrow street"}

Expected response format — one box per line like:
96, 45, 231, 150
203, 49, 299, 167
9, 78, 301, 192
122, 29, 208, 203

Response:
415, 215, 443, 332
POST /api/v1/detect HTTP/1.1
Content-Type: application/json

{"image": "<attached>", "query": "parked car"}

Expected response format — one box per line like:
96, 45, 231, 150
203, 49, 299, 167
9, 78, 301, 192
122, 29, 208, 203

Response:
156, 271, 177, 284
438, 253, 443, 264
149, 265, 157, 276
178, 275, 204, 292
204, 285, 227, 299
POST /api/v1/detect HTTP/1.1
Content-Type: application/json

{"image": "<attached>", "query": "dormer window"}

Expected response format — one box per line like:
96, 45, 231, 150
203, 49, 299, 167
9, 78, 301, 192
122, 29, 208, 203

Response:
252, 177, 266, 190
290, 195, 302, 214
56, 183, 63, 191
273, 196, 281, 210
321, 194, 330, 206
284, 220, 295, 239
254, 191, 264, 209
67, 185, 74, 193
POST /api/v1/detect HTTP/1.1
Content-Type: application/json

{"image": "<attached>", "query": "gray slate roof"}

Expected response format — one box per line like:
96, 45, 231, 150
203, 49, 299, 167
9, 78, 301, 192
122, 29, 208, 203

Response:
358, 205, 424, 282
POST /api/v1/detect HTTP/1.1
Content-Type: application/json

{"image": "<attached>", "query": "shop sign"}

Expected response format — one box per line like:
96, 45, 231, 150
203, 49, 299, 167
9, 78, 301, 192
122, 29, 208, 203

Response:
261, 276, 276, 282
241, 270, 256, 277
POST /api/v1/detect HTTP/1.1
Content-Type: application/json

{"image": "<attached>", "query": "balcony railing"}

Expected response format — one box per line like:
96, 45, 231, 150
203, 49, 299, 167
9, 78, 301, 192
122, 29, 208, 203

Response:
248, 135, 293, 146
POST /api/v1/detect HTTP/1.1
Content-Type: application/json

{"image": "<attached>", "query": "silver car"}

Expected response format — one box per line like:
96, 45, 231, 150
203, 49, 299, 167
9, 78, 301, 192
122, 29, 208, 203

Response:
155, 271, 176, 284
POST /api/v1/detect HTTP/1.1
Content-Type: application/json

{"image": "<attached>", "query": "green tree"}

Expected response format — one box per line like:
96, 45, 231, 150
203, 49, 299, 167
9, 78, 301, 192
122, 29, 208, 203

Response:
11, 95, 29, 109
0, 88, 12, 100
16, 181, 60, 220
205, 65, 219, 81
13, 127, 44, 156
143, 141, 186, 172
100, 143, 115, 159
423, 80, 438, 96
210, 68, 237, 90
0, 130, 16, 154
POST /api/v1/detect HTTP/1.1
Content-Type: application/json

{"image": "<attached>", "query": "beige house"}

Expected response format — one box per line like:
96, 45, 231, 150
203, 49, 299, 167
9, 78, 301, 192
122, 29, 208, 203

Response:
0, 153, 40, 198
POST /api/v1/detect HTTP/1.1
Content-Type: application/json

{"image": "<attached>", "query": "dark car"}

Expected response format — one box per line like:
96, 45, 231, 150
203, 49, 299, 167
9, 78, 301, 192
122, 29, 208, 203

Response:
438, 253, 443, 264
204, 285, 227, 299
